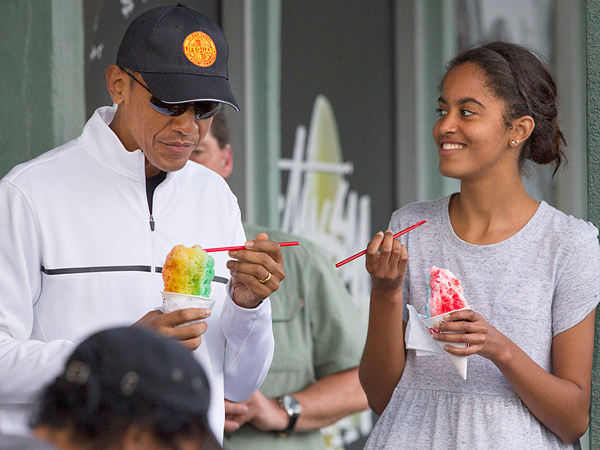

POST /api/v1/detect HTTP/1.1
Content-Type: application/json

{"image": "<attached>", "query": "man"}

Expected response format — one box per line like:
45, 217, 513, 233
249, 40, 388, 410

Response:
0, 5, 282, 442
191, 113, 369, 450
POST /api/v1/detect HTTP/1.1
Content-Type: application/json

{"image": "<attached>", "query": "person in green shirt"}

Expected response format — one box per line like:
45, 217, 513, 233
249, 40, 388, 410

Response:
190, 113, 369, 449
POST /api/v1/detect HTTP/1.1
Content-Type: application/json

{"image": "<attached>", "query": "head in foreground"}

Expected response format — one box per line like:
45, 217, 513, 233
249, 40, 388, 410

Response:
31, 326, 221, 450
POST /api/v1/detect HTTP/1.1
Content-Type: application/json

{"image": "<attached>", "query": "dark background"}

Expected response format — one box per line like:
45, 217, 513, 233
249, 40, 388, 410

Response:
280, 0, 396, 234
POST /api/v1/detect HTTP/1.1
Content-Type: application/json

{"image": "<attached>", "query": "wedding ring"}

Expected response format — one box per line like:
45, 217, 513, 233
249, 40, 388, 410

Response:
258, 271, 272, 284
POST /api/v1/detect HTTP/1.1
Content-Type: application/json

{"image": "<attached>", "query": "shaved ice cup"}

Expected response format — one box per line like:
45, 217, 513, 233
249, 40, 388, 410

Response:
160, 291, 216, 326
421, 306, 471, 380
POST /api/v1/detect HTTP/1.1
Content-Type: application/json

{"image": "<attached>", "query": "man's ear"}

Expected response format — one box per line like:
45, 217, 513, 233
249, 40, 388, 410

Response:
106, 65, 127, 105
221, 143, 234, 179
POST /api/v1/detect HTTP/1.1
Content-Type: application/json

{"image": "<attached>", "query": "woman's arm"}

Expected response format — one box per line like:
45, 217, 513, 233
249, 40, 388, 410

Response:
359, 231, 409, 415
435, 308, 596, 443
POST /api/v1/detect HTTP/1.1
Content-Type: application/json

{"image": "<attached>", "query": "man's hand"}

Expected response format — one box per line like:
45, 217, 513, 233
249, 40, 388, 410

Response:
227, 233, 285, 308
224, 390, 289, 433
133, 308, 211, 351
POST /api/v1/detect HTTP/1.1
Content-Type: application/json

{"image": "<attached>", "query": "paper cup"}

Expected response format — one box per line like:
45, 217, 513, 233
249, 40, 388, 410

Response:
160, 291, 216, 326
421, 306, 471, 335
421, 307, 471, 380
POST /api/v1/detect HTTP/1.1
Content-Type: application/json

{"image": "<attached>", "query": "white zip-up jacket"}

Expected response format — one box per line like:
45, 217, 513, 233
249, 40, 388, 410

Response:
0, 106, 274, 440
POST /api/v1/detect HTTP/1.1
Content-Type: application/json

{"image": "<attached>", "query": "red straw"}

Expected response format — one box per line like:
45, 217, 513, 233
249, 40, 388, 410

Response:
204, 241, 299, 253
335, 220, 426, 268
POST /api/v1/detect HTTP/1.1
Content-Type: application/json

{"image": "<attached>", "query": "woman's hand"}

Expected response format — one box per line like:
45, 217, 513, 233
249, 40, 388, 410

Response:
365, 230, 408, 295
431, 309, 511, 363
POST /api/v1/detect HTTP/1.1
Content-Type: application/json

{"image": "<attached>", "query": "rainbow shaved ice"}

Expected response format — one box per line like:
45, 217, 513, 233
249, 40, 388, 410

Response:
162, 245, 215, 298
425, 266, 468, 318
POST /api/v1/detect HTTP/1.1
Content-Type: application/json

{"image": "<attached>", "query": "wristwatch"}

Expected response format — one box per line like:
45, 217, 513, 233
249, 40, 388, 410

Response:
278, 395, 302, 433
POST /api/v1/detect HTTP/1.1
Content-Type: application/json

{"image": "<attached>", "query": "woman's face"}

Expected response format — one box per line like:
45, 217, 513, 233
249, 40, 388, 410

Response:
432, 62, 517, 182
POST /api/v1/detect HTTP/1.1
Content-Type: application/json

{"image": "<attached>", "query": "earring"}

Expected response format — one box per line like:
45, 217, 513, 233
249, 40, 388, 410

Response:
511, 140, 516, 145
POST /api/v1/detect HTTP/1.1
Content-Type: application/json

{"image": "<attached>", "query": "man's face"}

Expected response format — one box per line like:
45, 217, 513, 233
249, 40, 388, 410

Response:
189, 128, 231, 178
109, 69, 214, 177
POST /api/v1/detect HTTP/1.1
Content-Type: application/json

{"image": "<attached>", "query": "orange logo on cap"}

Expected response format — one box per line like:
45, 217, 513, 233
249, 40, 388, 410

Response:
183, 31, 217, 67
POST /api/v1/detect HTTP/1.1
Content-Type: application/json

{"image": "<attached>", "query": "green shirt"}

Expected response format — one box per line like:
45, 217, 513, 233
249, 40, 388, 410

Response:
224, 225, 367, 450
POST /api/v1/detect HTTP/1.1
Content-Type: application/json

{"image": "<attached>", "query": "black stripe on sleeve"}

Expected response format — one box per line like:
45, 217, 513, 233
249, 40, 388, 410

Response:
41, 266, 229, 284
41, 265, 152, 274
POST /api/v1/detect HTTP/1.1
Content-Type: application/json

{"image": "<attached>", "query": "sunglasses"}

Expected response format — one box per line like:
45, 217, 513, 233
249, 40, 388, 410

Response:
122, 69, 223, 120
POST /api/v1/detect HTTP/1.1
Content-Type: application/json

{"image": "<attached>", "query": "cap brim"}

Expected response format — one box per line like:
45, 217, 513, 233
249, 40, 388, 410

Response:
142, 72, 239, 111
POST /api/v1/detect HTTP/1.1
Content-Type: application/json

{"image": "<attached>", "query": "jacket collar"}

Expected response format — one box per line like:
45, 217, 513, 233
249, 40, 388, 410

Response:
80, 106, 147, 182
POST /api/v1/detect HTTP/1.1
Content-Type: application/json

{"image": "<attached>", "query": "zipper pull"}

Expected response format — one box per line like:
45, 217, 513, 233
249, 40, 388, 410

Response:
149, 215, 155, 231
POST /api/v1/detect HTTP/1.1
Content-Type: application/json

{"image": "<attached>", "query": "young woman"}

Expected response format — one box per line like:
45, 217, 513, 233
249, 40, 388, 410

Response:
359, 41, 600, 449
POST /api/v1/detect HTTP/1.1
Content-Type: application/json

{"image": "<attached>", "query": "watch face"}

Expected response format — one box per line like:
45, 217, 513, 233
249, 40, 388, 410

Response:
281, 395, 302, 415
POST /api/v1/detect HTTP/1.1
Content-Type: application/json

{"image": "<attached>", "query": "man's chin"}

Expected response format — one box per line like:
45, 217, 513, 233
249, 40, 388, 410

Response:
144, 158, 188, 177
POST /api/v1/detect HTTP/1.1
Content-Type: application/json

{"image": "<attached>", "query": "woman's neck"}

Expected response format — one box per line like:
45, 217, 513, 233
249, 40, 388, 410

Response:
449, 177, 540, 245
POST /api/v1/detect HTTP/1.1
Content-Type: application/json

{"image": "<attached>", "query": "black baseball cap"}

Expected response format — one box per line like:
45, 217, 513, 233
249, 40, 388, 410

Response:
117, 3, 239, 110
62, 326, 222, 450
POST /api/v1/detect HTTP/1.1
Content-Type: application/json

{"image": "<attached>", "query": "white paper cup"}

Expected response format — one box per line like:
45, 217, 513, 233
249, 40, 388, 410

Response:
160, 291, 216, 326
421, 306, 471, 336
421, 306, 471, 380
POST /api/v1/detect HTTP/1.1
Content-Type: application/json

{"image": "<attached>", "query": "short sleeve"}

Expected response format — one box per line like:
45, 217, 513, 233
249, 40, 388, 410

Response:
552, 223, 600, 336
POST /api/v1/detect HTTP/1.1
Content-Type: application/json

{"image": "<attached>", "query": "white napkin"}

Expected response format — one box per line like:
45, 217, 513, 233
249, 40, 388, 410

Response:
406, 305, 468, 380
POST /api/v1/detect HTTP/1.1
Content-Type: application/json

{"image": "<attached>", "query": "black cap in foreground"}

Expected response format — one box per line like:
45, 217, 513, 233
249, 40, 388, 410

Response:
61, 326, 222, 449
117, 3, 239, 110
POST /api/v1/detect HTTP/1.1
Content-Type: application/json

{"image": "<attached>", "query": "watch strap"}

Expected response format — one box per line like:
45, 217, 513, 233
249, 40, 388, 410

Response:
278, 395, 301, 433
284, 410, 299, 432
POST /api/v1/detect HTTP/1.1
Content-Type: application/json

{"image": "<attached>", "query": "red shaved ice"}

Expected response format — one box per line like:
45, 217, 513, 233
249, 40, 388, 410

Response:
425, 266, 468, 318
